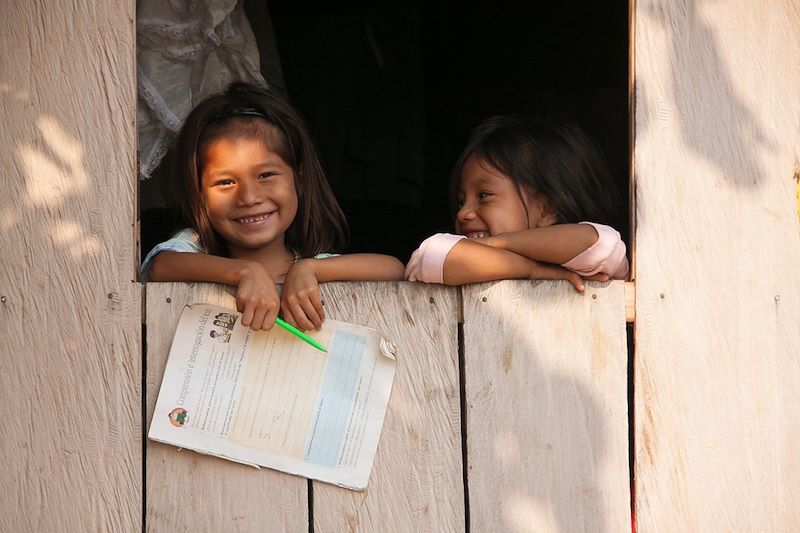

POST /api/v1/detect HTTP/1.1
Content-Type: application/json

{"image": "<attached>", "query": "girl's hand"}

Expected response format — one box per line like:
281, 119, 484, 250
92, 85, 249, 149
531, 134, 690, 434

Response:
235, 261, 281, 330
282, 259, 325, 331
528, 260, 607, 292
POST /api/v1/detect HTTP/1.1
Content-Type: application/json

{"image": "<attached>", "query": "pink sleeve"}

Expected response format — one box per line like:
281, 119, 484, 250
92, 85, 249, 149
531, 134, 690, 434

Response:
405, 233, 467, 283
561, 222, 629, 279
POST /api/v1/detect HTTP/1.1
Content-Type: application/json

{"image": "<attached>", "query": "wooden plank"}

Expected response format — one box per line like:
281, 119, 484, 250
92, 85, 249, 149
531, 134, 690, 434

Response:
0, 1, 141, 531
625, 281, 636, 322
634, 0, 800, 529
145, 283, 308, 532
312, 282, 465, 533
463, 280, 630, 532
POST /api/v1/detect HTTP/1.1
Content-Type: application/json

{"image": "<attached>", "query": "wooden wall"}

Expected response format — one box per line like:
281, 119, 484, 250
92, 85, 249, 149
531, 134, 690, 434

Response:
4, 0, 799, 530
633, 0, 800, 529
0, 1, 141, 532
463, 282, 630, 532
145, 281, 629, 532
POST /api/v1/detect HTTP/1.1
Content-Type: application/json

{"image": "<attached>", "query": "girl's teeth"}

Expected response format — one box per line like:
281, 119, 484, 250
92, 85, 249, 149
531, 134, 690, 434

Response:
239, 213, 271, 224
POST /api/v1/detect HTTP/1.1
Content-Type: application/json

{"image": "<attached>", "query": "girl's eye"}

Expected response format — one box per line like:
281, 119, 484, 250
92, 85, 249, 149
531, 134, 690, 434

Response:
478, 192, 492, 200
456, 197, 465, 208
214, 178, 234, 187
258, 171, 276, 180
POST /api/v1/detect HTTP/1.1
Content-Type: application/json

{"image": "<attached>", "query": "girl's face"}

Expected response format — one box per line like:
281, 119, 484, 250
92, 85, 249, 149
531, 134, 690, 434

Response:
455, 155, 555, 237
201, 137, 298, 255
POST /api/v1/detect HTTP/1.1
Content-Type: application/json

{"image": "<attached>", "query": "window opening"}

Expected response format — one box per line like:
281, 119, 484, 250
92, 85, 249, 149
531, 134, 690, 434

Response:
138, 0, 629, 266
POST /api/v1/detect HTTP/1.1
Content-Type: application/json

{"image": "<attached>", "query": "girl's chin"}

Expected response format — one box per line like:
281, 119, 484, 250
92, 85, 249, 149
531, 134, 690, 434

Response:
223, 232, 286, 252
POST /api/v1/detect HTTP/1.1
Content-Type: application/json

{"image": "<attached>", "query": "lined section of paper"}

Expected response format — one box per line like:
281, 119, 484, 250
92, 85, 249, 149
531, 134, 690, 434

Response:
227, 328, 331, 458
304, 331, 366, 468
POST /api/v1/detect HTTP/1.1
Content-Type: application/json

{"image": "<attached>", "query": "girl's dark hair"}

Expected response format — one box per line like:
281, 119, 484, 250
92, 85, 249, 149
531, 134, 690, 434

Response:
450, 115, 620, 227
170, 82, 347, 257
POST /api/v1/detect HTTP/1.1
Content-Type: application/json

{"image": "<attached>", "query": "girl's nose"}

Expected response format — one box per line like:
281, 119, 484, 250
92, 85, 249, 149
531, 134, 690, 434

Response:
456, 202, 475, 223
237, 179, 263, 206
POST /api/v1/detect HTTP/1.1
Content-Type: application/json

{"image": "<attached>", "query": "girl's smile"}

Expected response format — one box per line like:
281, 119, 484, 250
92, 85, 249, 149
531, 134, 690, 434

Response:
236, 212, 275, 226
455, 155, 554, 237
201, 137, 298, 258
233, 210, 279, 231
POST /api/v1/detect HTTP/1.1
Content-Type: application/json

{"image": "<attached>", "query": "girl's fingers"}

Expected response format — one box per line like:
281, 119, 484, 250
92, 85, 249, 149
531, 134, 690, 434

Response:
568, 273, 585, 292
299, 298, 323, 330
262, 306, 278, 331
258, 309, 273, 331
282, 308, 297, 329
313, 296, 325, 323
535, 264, 585, 292
240, 302, 255, 328
250, 304, 268, 331
553, 269, 584, 291
291, 304, 315, 332
281, 301, 310, 331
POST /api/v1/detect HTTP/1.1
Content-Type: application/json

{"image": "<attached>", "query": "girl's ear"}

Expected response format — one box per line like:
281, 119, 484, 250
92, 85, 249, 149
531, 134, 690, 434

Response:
528, 192, 558, 228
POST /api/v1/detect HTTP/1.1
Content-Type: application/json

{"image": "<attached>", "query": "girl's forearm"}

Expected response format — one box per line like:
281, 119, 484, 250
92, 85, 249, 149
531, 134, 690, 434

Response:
441, 240, 535, 285
147, 251, 254, 286
301, 254, 405, 282
485, 224, 599, 264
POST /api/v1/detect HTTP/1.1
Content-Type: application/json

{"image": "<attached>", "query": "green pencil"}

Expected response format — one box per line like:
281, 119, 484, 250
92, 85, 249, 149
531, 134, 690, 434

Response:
275, 317, 328, 353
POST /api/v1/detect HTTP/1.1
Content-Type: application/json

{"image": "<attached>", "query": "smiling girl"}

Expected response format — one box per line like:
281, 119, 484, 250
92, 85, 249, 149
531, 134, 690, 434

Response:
405, 115, 628, 290
142, 83, 404, 331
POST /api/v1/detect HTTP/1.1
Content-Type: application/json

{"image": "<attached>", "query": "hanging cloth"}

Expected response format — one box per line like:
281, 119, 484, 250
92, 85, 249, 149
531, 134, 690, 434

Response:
137, 0, 273, 195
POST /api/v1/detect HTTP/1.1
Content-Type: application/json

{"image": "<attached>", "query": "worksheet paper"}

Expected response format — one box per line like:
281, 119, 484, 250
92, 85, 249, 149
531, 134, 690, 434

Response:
148, 303, 396, 490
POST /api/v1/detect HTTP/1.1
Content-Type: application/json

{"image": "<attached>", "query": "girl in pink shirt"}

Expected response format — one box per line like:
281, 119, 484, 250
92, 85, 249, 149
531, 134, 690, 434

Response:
405, 116, 628, 290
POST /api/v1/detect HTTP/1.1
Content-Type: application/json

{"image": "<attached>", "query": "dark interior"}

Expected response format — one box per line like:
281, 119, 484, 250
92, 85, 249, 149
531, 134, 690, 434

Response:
141, 1, 629, 263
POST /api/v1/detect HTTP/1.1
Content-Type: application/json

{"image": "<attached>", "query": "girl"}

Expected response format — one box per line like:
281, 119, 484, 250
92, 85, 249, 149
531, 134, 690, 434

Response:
142, 83, 404, 331
405, 115, 628, 290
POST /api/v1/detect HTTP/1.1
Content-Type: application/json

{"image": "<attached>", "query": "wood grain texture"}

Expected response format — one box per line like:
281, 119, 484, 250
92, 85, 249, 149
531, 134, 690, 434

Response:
634, 0, 800, 529
312, 282, 465, 533
145, 283, 308, 532
0, 1, 141, 531
463, 280, 630, 533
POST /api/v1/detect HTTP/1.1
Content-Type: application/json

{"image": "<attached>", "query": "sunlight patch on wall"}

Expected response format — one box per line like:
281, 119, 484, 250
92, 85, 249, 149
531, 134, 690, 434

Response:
0, 208, 15, 231
17, 115, 100, 260
20, 117, 88, 209
493, 430, 521, 469
0, 82, 29, 101
503, 492, 555, 532
51, 220, 101, 259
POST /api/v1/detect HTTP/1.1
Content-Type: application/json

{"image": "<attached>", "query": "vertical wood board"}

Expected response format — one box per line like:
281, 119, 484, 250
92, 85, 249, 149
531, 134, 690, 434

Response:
463, 280, 630, 533
312, 282, 465, 533
634, 0, 800, 529
0, 2, 141, 531
145, 283, 309, 532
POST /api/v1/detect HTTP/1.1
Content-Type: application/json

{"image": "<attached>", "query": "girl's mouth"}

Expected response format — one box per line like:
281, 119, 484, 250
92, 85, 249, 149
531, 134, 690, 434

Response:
235, 212, 274, 226
464, 231, 489, 239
